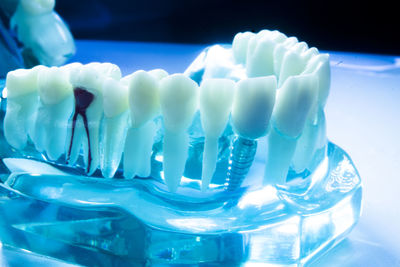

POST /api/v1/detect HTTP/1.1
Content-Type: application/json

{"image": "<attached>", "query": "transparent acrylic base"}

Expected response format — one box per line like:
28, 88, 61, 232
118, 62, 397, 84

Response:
0, 142, 362, 266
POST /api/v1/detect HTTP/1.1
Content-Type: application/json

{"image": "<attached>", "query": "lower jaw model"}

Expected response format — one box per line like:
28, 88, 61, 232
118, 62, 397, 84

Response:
0, 29, 362, 265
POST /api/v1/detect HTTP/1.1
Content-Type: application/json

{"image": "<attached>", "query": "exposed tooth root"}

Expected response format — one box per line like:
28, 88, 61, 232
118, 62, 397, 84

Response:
123, 121, 156, 178
3, 66, 44, 150
199, 78, 235, 191
229, 76, 276, 190
264, 74, 318, 185
159, 74, 198, 192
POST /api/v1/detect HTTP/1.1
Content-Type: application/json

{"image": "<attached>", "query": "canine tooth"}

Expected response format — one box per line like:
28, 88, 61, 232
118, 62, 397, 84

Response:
67, 64, 114, 175
302, 54, 330, 107
273, 37, 299, 76
227, 76, 276, 190
159, 74, 198, 192
232, 31, 255, 65
264, 74, 318, 185
123, 70, 160, 178
100, 78, 129, 178
3, 66, 44, 150
199, 78, 235, 191
34, 67, 74, 160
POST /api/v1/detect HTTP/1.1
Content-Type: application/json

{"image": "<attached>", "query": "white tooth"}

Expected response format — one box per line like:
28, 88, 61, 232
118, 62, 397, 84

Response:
232, 31, 255, 65
291, 41, 308, 54
159, 74, 198, 192
148, 69, 169, 81
100, 78, 129, 178
67, 64, 108, 175
264, 74, 318, 185
123, 71, 160, 179
273, 37, 299, 76
86, 62, 122, 80
302, 54, 330, 107
199, 78, 235, 191
246, 35, 276, 77
232, 76, 277, 139
34, 67, 74, 160
3, 66, 45, 150
20, 0, 55, 15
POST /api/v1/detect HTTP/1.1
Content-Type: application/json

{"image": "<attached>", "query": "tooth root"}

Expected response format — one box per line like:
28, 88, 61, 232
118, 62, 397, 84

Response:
264, 74, 318, 185
159, 74, 198, 192
66, 115, 85, 166
123, 121, 156, 178
199, 78, 235, 190
101, 111, 129, 178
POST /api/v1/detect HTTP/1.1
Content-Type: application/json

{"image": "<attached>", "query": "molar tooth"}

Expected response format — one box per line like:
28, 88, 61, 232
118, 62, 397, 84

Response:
34, 67, 74, 160
227, 76, 276, 190
123, 70, 160, 179
264, 74, 318, 185
3, 66, 45, 150
67, 63, 120, 175
232, 31, 255, 65
100, 78, 129, 178
199, 78, 235, 191
302, 54, 330, 107
159, 74, 198, 192
148, 68, 169, 81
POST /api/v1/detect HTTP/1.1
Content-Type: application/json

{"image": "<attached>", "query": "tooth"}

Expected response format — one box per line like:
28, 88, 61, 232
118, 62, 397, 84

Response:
302, 54, 331, 107
67, 63, 120, 175
273, 37, 299, 76
33, 66, 74, 160
100, 77, 129, 178
20, 0, 55, 15
159, 74, 198, 192
199, 78, 235, 191
3, 66, 45, 150
123, 70, 161, 179
228, 76, 276, 190
264, 74, 318, 185
246, 34, 277, 77
232, 31, 255, 65
148, 68, 169, 81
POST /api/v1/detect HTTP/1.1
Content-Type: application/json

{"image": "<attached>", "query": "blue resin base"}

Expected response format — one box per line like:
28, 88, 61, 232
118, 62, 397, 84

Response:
0, 142, 362, 266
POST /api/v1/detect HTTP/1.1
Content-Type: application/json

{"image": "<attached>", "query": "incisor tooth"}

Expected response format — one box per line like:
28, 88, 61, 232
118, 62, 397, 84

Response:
3, 66, 45, 150
199, 78, 235, 190
159, 74, 198, 192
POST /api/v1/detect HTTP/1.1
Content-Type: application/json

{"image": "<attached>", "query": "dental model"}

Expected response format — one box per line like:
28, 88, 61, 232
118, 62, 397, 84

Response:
2, 29, 331, 192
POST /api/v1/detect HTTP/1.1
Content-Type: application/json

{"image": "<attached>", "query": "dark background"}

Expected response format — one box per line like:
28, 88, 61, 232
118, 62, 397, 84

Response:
56, 0, 399, 55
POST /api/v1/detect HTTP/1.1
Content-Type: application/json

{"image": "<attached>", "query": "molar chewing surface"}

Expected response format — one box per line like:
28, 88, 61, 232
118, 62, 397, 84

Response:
3, 29, 331, 192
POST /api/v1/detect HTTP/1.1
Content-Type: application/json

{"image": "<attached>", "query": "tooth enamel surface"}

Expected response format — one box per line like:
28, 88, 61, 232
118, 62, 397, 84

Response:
246, 36, 276, 77
37, 67, 72, 105
278, 50, 308, 87
302, 54, 331, 107
232, 31, 255, 65
148, 69, 169, 81
232, 76, 277, 139
199, 78, 235, 190
3, 66, 44, 150
273, 37, 299, 76
273, 74, 318, 137
159, 74, 198, 192
89, 62, 122, 81
102, 78, 128, 118
20, 0, 55, 15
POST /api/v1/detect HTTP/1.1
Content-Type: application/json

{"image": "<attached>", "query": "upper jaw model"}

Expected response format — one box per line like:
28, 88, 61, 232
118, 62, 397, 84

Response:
2, 29, 330, 193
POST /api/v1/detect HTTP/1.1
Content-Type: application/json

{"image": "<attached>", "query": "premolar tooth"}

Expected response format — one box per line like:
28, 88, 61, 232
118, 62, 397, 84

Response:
199, 78, 235, 191
264, 74, 318, 185
232, 31, 255, 65
34, 67, 74, 160
123, 70, 161, 179
228, 76, 276, 190
302, 54, 330, 107
100, 77, 129, 178
3, 66, 44, 150
273, 37, 299, 76
159, 74, 198, 192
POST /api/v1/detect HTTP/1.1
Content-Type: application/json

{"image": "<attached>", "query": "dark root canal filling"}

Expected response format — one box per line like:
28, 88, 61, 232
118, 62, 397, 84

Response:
67, 87, 95, 173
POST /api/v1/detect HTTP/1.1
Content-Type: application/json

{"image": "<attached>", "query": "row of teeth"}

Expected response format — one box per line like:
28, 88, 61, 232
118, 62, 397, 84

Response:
3, 29, 330, 192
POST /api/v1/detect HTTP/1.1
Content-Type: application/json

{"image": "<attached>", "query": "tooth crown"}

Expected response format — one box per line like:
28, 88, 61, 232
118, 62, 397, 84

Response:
232, 76, 276, 139
20, 0, 55, 15
5, 66, 45, 98
37, 67, 72, 105
199, 78, 235, 138
103, 78, 129, 118
159, 74, 199, 133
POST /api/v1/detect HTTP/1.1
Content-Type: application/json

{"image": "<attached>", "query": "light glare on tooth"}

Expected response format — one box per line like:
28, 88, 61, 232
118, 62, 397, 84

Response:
199, 78, 235, 190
